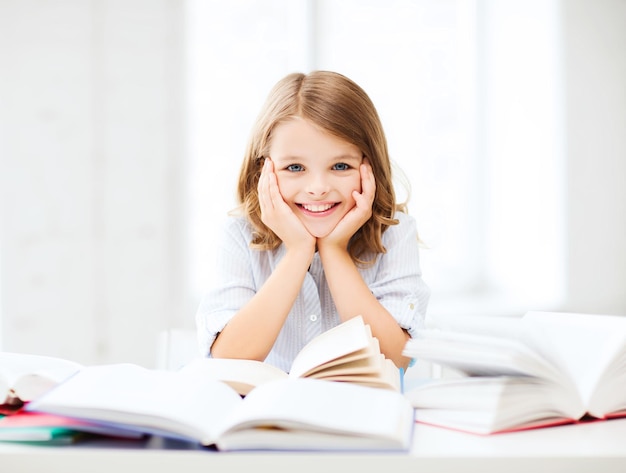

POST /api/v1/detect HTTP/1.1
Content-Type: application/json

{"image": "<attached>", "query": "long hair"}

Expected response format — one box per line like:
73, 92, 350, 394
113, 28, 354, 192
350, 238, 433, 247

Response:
236, 70, 406, 265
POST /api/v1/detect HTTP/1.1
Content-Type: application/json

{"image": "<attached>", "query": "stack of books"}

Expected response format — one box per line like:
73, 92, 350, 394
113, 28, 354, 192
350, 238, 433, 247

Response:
403, 311, 626, 434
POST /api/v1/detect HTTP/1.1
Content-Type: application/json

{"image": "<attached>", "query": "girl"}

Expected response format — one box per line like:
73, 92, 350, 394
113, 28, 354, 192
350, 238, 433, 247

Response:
196, 71, 430, 371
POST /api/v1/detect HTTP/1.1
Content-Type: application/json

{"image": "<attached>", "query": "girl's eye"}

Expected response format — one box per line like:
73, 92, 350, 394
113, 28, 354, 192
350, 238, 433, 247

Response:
333, 162, 351, 171
286, 164, 304, 172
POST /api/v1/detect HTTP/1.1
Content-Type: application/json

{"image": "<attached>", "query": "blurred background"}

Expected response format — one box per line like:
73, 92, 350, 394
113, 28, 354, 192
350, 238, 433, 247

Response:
1, 0, 624, 368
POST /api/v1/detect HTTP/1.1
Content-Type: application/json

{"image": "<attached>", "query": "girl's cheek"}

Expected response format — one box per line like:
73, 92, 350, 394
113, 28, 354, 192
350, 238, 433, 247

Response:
274, 175, 291, 197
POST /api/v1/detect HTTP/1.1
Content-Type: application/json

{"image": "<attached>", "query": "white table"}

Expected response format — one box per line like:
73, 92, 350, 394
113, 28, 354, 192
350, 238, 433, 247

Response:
2, 418, 626, 473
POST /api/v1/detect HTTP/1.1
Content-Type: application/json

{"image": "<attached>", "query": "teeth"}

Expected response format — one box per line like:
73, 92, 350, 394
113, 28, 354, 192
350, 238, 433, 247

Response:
302, 203, 334, 212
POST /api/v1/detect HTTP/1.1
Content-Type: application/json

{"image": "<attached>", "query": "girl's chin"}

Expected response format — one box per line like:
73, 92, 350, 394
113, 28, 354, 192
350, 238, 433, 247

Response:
304, 227, 331, 239
298, 212, 348, 239
301, 222, 337, 239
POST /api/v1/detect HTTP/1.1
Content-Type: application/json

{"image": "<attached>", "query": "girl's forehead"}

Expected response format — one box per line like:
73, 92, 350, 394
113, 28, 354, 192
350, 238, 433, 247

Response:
269, 118, 362, 160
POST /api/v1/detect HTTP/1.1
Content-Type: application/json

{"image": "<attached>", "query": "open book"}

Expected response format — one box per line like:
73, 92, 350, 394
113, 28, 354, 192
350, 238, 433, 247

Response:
0, 352, 83, 412
184, 315, 401, 394
402, 311, 626, 434
26, 363, 415, 451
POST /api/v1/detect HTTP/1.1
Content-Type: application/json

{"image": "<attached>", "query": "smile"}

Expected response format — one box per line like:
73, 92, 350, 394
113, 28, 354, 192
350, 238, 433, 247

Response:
299, 203, 337, 213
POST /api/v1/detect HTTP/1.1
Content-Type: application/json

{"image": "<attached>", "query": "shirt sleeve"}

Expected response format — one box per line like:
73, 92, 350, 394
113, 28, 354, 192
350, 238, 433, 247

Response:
195, 218, 257, 357
368, 212, 431, 339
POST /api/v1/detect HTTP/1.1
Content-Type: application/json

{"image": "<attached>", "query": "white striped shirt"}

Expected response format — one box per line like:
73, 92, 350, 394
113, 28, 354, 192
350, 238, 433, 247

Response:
195, 211, 430, 373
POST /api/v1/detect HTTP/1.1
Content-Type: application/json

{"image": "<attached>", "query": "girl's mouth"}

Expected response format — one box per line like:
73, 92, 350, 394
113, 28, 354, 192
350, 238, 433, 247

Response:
298, 203, 338, 214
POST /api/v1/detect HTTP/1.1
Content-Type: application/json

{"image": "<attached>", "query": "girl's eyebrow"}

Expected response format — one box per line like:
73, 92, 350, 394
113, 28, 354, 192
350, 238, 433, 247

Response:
333, 154, 362, 162
272, 154, 362, 163
270, 154, 364, 166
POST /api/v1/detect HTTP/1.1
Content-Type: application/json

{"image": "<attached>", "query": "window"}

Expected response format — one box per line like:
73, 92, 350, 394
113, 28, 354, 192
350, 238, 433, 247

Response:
185, 0, 564, 317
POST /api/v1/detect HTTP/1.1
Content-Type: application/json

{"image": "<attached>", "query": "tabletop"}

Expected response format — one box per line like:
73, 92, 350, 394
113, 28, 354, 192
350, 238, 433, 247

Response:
2, 417, 626, 473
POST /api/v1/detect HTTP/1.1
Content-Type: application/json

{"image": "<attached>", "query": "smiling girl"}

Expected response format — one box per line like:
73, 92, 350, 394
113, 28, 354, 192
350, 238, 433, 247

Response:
196, 71, 430, 370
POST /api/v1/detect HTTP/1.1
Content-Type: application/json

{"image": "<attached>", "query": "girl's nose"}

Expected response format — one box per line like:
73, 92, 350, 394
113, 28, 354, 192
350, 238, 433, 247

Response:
305, 173, 330, 196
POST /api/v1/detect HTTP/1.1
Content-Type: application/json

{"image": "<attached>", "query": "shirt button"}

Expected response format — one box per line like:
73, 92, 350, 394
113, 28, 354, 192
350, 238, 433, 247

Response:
309, 314, 318, 322
409, 303, 415, 310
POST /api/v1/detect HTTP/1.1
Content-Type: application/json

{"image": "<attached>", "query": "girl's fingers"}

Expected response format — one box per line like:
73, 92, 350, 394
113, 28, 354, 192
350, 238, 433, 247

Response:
352, 189, 368, 209
258, 158, 273, 210
362, 161, 376, 191
358, 161, 376, 208
263, 159, 286, 213
267, 168, 282, 206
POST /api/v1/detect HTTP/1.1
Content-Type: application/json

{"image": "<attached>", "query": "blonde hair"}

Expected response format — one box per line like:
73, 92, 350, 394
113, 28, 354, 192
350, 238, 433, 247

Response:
236, 71, 406, 265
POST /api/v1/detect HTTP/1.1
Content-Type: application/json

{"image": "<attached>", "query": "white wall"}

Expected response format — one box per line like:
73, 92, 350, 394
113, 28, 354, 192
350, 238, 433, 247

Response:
0, 0, 186, 366
562, 0, 626, 315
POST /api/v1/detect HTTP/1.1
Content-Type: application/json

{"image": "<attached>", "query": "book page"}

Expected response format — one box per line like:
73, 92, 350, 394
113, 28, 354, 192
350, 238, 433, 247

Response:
27, 363, 243, 445
179, 358, 288, 395
310, 356, 400, 391
523, 311, 626, 412
302, 335, 380, 378
216, 378, 414, 451
0, 352, 83, 402
306, 353, 381, 378
407, 375, 587, 434
404, 329, 563, 380
431, 314, 527, 341
289, 316, 370, 378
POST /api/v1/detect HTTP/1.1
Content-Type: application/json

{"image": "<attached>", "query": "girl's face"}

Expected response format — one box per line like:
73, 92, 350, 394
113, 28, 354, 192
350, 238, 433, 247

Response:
268, 117, 364, 238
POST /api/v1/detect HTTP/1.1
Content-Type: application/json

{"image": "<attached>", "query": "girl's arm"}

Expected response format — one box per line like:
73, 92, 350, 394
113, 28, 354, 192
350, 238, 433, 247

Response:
317, 162, 412, 369
318, 245, 412, 369
211, 159, 315, 361
210, 245, 312, 361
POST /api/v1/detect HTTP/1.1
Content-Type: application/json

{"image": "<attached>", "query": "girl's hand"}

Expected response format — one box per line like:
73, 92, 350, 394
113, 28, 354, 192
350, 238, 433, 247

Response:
319, 160, 376, 251
258, 158, 316, 252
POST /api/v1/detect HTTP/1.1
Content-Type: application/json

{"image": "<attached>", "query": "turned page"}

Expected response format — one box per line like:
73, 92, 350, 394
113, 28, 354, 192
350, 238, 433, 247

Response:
289, 315, 373, 378
432, 313, 525, 340
404, 326, 562, 380
1, 353, 83, 403
178, 316, 392, 396
179, 358, 288, 395
522, 311, 626, 415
